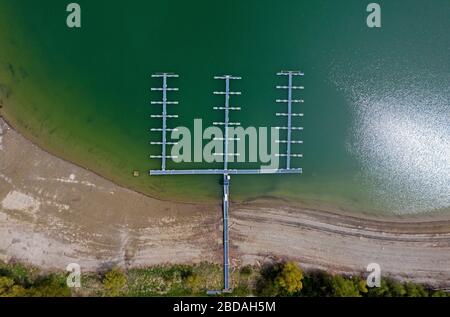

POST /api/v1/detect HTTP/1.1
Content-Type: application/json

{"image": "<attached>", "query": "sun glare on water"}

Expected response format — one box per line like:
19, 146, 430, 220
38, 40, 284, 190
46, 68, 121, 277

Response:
335, 63, 450, 214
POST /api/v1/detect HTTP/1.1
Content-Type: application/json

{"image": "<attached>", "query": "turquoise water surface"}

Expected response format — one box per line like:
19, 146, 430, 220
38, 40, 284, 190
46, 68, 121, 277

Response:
0, 0, 449, 214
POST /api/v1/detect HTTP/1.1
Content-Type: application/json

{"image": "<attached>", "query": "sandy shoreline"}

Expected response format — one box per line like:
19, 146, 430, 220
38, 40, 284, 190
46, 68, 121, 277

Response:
1, 117, 450, 287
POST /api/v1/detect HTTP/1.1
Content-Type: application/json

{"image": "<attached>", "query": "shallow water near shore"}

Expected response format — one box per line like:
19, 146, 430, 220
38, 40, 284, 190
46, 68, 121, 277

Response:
0, 0, 449, 214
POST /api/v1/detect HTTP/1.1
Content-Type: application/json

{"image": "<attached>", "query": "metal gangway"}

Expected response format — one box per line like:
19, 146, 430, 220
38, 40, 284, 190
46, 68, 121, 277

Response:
150, 71, 305, 292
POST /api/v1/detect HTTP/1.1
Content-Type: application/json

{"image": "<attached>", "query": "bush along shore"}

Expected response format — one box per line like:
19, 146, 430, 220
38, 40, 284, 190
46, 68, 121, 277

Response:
0, 260, 448, 297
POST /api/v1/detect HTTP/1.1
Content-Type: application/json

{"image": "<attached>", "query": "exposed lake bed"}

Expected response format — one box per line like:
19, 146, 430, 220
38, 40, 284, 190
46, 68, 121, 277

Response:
1, 117, 450, 286
0, 0, 450, 289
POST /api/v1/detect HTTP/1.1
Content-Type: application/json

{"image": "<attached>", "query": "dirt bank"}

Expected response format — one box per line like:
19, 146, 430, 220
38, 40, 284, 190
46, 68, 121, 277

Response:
1, 118, 449, 287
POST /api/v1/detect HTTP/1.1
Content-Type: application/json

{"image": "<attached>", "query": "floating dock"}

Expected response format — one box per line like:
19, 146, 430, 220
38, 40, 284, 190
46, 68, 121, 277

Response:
150, 72, 304, 292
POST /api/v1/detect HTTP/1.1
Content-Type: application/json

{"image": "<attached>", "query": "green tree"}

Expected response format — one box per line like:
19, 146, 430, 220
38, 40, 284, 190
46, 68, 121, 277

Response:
0, 276, 15, 296
355, 277, 368, 294
405, 282, 428, 297
431, 290, 449, 297
274, 262, 304, 295
301, 271, 333, 297
330, 276, 361, 297
185, 273, 202, 293
28, 276, 71, 297
367, 279, 429, 297
0, 276, 27, 297
388, 280, 407, 297
103, 268, 127, 297
367, 279, 391, 297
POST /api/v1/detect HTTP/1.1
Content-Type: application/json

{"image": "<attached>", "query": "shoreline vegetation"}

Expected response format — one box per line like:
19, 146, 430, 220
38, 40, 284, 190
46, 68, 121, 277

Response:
0, 260, 448, 297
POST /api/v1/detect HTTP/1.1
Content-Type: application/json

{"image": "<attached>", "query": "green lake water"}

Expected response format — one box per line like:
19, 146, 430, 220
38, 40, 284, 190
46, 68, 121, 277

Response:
0, 0, 449, 214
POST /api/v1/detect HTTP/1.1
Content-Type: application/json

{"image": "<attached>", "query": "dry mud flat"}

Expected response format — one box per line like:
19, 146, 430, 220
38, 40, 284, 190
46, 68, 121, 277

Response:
1, 118, 450, 287
0, 118, 222, 270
